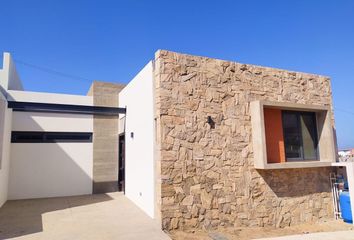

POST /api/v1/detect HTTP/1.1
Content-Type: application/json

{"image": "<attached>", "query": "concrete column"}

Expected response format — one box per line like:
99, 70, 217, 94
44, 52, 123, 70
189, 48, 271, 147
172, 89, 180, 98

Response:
87, 81, 125, 193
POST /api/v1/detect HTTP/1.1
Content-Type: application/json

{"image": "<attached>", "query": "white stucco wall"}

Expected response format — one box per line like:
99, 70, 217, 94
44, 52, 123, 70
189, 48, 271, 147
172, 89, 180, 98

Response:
9, 105, 93, 200
119, 61, 155, 218
9, 142, 93, 200
0, 55, 6, 89
0, 94, 12, 207
7, 90, 93, 106
1, 53, 23, 90
0, 69, 4, 90
12, 112, 93, 132
0, 53, 95, 201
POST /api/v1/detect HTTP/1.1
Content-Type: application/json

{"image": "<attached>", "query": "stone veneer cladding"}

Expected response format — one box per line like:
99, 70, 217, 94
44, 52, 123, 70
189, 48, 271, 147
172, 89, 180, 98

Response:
87, 81, 125, 193
153, 50, 335, 230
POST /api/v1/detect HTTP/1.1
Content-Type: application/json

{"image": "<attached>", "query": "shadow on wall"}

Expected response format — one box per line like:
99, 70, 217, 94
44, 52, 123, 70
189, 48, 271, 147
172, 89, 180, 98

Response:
8, 112, 93, 199
0, 112, 114, 239
257, 167, 333, 198
0, 194, 113, 240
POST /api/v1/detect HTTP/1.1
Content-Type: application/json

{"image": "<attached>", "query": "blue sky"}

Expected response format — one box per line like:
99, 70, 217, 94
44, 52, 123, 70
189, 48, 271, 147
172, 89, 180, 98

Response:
0, 1, 353, 149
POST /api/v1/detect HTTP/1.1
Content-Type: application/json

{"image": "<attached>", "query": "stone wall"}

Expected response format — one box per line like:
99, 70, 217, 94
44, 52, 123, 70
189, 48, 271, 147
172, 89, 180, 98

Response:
154, 50, 335, 230
87, 81, 125, 193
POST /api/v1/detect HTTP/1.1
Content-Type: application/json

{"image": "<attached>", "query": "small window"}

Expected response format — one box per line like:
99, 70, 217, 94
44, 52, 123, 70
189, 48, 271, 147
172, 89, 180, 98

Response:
282, 111, 318, 161
11, 132, 92, 143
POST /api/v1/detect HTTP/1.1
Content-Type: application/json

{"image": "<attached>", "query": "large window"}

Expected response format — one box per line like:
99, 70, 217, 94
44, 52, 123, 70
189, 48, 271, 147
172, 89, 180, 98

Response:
282, 111, 318, 161
251, 100, 335, 169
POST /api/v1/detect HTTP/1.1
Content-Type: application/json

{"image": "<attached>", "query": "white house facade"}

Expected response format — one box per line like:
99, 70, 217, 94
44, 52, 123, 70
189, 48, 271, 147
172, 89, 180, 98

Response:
1, 50, 354, 231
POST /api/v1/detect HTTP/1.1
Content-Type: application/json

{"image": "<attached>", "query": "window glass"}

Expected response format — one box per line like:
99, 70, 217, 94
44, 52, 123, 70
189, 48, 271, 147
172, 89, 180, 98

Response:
300, 113, 318, 160
13, 132, 43, 142
282, 112, 302, 159
11, 132, 92, 143
282, 111, 318, 161
45, 133, 92, 142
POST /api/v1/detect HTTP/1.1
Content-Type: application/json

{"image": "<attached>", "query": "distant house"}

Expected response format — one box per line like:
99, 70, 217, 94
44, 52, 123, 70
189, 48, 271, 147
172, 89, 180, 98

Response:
339, 149, 354, 160
339, 150, 351, 157
0, 50, 340, 230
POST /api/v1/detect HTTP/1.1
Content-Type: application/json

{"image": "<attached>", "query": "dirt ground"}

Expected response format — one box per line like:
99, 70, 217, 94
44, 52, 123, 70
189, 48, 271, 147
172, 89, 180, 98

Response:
169, 220, 353, 240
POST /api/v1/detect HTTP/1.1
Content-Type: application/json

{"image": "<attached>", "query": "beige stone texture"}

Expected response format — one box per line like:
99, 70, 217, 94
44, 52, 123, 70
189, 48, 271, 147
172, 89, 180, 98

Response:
153, 50, 335, 231
88, 81, 125, 193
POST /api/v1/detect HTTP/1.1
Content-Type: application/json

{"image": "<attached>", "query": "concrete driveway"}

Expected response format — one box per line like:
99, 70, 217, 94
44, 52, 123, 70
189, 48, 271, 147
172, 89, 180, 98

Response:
0, 192, 170, 240
256, 230, 354, 240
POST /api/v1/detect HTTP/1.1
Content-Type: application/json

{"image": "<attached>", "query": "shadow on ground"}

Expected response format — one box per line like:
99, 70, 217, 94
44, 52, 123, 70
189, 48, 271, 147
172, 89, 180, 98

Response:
0, 194, 113, 240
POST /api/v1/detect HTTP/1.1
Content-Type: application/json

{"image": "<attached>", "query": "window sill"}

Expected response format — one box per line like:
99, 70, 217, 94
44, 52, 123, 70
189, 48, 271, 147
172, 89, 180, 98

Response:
255, 161, 333, 170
